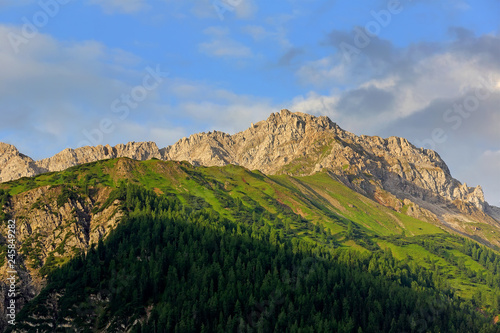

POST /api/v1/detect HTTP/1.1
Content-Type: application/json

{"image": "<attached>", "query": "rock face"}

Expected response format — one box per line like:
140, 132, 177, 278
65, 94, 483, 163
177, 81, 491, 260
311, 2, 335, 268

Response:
163, 110, 493, 221
1, 109, 498, 231
0, 142, 163, 183
0, 143, 46, 183
0, 184, 123, 330
36, 141, 164, 173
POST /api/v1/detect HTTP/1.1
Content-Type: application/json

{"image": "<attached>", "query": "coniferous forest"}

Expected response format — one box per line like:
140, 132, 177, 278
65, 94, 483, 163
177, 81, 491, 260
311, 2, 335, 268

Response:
11, 182, 500, 332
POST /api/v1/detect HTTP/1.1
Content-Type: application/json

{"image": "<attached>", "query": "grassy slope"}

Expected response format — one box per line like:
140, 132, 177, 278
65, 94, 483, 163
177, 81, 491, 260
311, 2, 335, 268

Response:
1, 157, 499, 311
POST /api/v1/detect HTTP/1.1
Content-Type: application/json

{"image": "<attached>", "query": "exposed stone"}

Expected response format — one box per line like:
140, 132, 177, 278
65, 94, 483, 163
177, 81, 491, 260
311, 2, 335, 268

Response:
0, 143, 47, 183
163, 110, 492, 220
0, 186, 122, 329
1, 109, 499, 331
0, 142, 163, 182
0, 109, 497, 230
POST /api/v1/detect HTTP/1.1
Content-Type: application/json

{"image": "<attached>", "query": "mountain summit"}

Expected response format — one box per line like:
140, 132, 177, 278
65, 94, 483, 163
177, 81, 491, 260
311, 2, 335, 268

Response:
2, 110, 500, 331
1, 109, 499, 244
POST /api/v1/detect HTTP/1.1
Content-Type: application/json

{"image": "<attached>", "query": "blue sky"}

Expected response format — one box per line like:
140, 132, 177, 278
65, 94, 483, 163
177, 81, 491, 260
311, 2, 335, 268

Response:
0, 0, 499, 204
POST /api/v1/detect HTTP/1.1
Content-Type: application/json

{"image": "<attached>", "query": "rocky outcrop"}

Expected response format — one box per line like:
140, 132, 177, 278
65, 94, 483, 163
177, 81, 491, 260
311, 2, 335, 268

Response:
0, 142, 163, 183
0, 109, 497, 228
2, 110, 499, 331
0, 143, 47, 183
164, 110, 491, 219
0, 185, 123, 330
36, 141, 163, 173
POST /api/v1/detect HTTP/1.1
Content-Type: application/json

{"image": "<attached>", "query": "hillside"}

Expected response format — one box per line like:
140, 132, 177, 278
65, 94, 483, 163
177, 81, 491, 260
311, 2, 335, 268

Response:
1, 110, 500, 331
1, 110, 500, 248
0, 158, 500, 331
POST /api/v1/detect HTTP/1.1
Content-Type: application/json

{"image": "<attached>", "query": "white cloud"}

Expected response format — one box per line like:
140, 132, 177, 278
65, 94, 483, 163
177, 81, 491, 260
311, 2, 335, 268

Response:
290, 91, 339, 117
199, 39, 253, 58
162, 78, 277, 134
199, 26, 253, 58
162, 0, 257, 20
243, 25, 268, 41
179, 100, 275, 134
0, 0, 148, 13
448, 0, 471, 11
297, 56, 348, 86
289, 90, 394, 135
0, 24, 176, 158
293, 41, 500, 131
233, 0, 258, 19
242, 24, 291, 49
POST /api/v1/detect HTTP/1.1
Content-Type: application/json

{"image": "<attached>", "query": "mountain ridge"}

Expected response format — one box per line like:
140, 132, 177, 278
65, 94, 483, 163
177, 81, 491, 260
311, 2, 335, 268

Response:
1, 109, 498, 244
1, 147, 500, 331
1, 157, 500, 331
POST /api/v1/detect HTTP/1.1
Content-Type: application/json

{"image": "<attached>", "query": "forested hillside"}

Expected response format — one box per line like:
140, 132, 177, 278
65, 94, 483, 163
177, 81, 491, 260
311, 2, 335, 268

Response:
1, 158, 499, 332
9, 183, 500, 332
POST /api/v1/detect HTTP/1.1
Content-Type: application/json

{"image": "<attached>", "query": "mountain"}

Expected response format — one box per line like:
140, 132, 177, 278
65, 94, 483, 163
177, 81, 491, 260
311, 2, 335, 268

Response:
1, 159, 500, 331
0, 141, 163, 182
163, 110, 500, 245
1, 110, 500, 331
2, 109, 499, 246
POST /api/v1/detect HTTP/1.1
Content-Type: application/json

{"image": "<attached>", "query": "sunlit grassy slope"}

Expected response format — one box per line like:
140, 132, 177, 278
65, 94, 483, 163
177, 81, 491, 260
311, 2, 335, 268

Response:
1, 157, 499, 310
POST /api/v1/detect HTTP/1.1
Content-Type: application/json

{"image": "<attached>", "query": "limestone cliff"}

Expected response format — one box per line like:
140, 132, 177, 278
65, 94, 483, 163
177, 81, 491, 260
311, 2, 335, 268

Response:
0, 143, 46, 183
0, 141, 163, 183
1, 109, 498, 235
0, 185, 122, 329
163, 110, 495, 230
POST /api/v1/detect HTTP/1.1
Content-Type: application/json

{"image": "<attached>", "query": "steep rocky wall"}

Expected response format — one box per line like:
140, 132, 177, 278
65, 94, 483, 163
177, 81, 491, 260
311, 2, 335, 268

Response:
0, 185, 122, 330
0, 109, 497, 228
0, 142, 163, 183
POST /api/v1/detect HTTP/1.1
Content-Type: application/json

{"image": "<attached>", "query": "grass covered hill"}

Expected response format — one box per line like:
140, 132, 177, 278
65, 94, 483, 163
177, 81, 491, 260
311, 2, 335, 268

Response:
0, 158, 499, 331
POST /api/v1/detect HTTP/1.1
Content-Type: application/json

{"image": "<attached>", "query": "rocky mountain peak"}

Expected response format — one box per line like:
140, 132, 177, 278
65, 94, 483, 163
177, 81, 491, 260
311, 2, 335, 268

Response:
264, 109, 338, 134
0, 142, 18, 154
0, 141, 163, 181
0, 110, 496, 228
163, 110, 492, 224
0, 142, 41, 182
